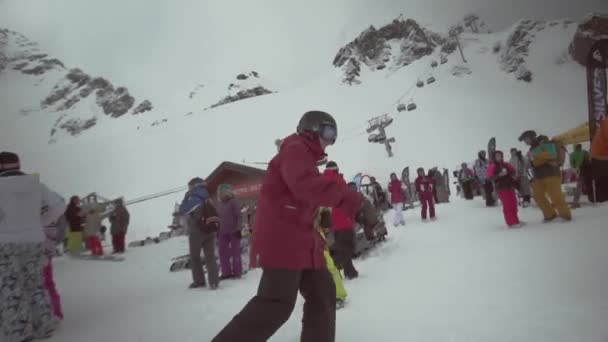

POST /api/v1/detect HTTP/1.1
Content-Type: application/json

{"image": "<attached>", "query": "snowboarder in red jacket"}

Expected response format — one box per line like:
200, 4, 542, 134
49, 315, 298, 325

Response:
212, 111, 380, 342
415, 167, 436, 221
323, 161, 359, 279
388, 173, 406, 226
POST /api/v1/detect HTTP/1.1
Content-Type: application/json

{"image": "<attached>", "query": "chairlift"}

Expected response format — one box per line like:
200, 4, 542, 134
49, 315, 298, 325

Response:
407, 101, 417, 111
397, 103, 407, 112
416, 79, 425, 88
427, 76, 436, 84
368, 132, 387, 143
431, 60, 438, 68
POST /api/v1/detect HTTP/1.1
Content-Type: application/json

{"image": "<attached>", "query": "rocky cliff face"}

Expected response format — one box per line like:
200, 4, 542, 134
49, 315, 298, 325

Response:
0, 28, 153, 140
333, 18, 453, 84
207, 71, 274, 109
569, 14, 608, 66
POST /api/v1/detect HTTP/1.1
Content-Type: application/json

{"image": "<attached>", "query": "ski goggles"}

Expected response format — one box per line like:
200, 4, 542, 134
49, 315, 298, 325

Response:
319, 124, 337, 145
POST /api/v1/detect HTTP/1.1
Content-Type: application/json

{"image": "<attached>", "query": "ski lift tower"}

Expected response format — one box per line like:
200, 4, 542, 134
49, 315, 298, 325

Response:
366, 114, 396, 158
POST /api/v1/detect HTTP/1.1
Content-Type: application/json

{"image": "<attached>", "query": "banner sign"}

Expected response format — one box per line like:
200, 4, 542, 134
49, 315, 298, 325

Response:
587, 40, 608, 140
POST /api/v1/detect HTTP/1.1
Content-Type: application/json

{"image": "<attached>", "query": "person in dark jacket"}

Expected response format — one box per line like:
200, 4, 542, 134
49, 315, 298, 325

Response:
212, 111, 379, 342
323, 161, 359, 279
216, 184, 243, 279
65, 196, 85, 255
519, 130, 571, 222
458, 163, 475, 200
109, 198, 130, 254
474, 151, 496, 207
178, 177, 219, 289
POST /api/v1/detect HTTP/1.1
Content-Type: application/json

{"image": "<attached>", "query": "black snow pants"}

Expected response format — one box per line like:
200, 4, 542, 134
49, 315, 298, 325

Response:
462, 180, 474, 200
332, 229, 358, 279
483, 181, 496, 206
212, 268, 336, 342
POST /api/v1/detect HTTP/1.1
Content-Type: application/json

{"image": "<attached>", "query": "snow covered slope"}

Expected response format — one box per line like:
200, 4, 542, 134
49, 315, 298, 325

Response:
0, 29, 155, 145
48, 202, 608, 341
1, 15, 594, 241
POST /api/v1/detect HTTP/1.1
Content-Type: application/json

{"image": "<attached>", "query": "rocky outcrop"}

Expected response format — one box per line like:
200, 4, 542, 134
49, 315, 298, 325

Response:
209, 86, 274, 109
499, 20, 547, 82
50, 116, 98, 140
569, 14, 608, 66
41, 68, 142, 118
1, 29, 153, 141
333, 17, 455, 84
133, 100, 153, 114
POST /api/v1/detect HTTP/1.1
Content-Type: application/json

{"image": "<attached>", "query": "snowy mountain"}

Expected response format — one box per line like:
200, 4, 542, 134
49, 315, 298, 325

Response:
0, 29, 153, 143
0, 2, 606, 241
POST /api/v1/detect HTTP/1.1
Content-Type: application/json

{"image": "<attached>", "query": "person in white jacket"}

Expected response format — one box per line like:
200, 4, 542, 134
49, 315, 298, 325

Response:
0, 152, 66, 342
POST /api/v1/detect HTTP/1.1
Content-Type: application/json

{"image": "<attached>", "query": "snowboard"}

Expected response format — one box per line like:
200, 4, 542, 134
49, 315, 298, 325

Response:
401, 167, 415, 208
352, 173, 363, 192
73, 254, 125, 262
443, 169, 451, 195
488, 137, 497, 162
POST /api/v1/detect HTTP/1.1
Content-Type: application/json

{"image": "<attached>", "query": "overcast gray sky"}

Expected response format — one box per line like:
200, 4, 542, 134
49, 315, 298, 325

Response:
1, 0, 606, 98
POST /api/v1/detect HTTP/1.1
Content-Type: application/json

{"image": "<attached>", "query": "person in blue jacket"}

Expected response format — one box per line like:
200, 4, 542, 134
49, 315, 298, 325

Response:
178, 177, 219, 289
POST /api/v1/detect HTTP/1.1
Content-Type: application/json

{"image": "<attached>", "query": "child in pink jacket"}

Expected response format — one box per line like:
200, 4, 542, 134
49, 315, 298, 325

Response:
487, 151, 522, 228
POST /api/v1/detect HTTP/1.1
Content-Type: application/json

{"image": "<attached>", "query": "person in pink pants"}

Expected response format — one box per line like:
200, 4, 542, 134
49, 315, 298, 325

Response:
43, 259, 64, 320
415, 168, 436, 221
487, 151, 522, 228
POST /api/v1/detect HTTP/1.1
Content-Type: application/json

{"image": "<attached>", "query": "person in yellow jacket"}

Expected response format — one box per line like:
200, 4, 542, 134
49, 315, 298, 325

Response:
315, 207, 348, 308
519, 130, 572, 222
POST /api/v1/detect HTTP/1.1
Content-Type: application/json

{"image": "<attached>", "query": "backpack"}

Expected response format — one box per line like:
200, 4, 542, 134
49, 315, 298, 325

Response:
191, 199, 221, 234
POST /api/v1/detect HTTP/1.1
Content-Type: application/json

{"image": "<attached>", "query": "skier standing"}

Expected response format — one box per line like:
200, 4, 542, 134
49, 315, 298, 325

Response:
0, 152, 66, 341
109, 198, 130, 254
519, 130, 572, 221
216, 183, 243, 279
178, 177, 220, 289
82, 197, 111, 256
415, 167, 436, 221
388, 172, 406, 226
487, 151, 522, 228
458, 163, 475, 200
211, 111, 379, 342
323, 161, 359, 279
474, 151, 496, 207
65, 196, 85, 255
509, 148, 532, 207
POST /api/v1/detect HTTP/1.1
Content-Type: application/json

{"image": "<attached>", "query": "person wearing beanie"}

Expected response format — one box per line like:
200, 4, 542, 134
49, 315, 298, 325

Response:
109, 198, 130, 254
0, 151, 21, 175
216, 183, 243, 279
486, 151, 522, 228
212, 111, 380, 342
178, 177, 219, 289
519, 130, 572, 222
0, 151, 66, 340
323, 161, 359, 280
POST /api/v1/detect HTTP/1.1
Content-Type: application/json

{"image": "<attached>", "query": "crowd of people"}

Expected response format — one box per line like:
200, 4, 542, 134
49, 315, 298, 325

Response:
0, 151, 131, 342
2, 111, 607, 342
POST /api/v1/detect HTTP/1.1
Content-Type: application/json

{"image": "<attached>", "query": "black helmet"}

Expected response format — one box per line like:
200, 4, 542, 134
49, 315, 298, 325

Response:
325, 161, 338, 170
296, 111, 338, 144
518, 130, 537, 142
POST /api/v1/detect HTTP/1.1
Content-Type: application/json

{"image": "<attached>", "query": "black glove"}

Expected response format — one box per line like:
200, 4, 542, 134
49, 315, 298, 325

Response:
356, 198, 379, 241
